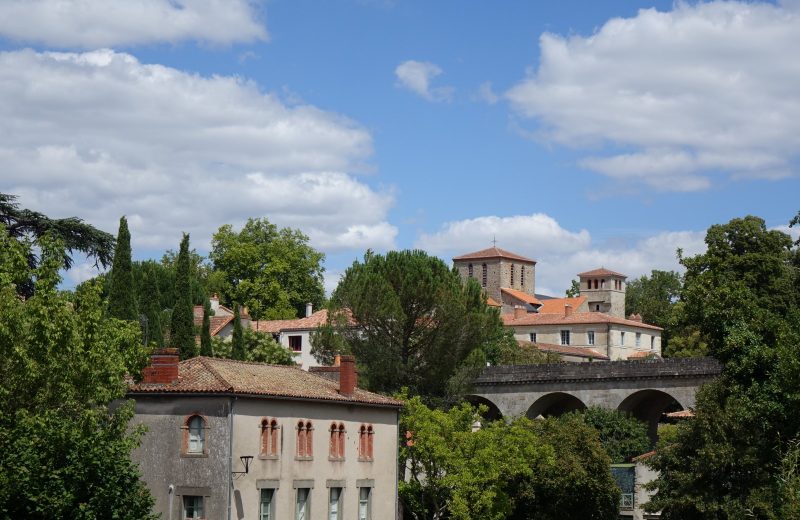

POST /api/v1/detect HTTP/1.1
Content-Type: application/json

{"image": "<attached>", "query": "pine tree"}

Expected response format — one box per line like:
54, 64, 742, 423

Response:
170, 233, 197, 359
107, 216, 137, 321
140, 264, 164, 348
231, 303, 245, 360
200, 300, 213, 356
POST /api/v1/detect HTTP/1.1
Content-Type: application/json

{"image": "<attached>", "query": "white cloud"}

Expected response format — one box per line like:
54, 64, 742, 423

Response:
506, 1, 800, 191
415, 213, 706, 295
395, 60, 454, 102
0, 0, 267, 48
477, 81, 499, 104
0, 49, 396, 254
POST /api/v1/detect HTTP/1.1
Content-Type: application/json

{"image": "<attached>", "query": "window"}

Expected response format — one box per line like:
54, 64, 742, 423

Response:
510, 264, 515, 287
636, 333, 642, 347
358, 424, 374, 461
529, 332, 537, 343
289, 335, 302, 352
560, 330, 570, 346
358, 487, 371, 520
297, 421, 313, 458
183, 496, 204, 520
329, 422, 345, 460
521, 266, 525, 287
296, 488, 310, 520
468, 263, 473, 277
587, 331, 595, 346
651, 336, 656, 350
601, 279, 606, 289
328, 487, 342, 520
481, 264, 487, 288
261, 418, 280, 457
183, 415, 206, 455
260, 489, 275, 520
595, 304, 600, 312
594, 279, 599, 289
620, 331, 626, 346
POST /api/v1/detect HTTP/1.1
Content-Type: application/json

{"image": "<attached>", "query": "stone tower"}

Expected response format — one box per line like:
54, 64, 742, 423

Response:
578, 268, 627, 318
452, 247, 537, 308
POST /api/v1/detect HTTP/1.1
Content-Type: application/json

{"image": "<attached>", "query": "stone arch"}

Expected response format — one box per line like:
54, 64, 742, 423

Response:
617, 389, 684, 442
526, 392, 587, 419
464, 395, 503, 422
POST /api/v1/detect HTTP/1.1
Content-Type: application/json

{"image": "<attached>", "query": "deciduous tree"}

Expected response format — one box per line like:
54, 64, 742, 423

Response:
573, 406, 651, 463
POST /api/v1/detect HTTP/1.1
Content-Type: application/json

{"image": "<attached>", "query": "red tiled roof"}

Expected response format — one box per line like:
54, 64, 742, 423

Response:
632, 450, 656, 462
502, 311, 663, 330
252, 309, 340, 334
128, 356, 402, 407
666, 409, 695, 418
501, 287, 543, 307
453, 247, 536, 263
193, 308, 235, 337
577, 267, 627, 278
537, 296, 586, 314
628, 350, 659, 359
486, 296, 502, 307
517, 340, 609, 360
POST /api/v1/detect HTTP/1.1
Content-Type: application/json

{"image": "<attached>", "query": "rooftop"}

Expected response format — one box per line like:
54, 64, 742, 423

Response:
128, 356, 402, 407
501, 287, 543, 307
252, 309, 337, 333
537, 296, 587, 314
577, 267, 627, 278
517, 340, 609, 360
501, 310, 663, 330
453, 247, 536, 263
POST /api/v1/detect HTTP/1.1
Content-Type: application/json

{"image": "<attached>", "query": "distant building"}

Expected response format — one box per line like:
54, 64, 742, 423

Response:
251, 304, 330, 369
193, 294, 250, 341
129, 349, 402, 520
453, 247, 662, 361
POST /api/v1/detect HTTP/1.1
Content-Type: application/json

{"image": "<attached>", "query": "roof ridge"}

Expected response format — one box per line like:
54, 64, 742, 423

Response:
197, 356, 234, 391
201, 356, 302, 369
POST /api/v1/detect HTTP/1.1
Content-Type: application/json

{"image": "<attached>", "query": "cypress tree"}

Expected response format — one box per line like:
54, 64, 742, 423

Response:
107, 216, 137, 321
200, 300, 213, 356
171, 233, 197, 359
140, 263, 164, 348
231, 303, 245, 360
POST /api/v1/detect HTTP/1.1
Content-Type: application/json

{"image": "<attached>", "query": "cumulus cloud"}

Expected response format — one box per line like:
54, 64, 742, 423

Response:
0, 49, 396, 253
395, 60, 454, 102
415, 214, 706, 295
477, 82, 499, 104
0, 0, 267, 48
506, 1, 800, 191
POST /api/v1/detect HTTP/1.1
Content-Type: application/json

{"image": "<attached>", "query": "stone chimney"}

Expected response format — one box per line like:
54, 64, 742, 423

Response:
339, 355, 357, 396
306, 302, 313, 318
564, 304, 573, 317
628, 313, 643, 322
513, 305, 526, 319
210, 293, 220, 313
141, 348, 179, 384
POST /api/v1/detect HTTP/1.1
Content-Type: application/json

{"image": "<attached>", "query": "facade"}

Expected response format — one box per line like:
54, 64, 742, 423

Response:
252, 306, 330, 369
193, 294, 251, 341
453, 247, 663, 361
129, 350, 401, 520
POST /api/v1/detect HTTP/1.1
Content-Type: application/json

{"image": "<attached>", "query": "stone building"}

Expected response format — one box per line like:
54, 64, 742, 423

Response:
128, 349, 401, 520
453, 247, 539, 312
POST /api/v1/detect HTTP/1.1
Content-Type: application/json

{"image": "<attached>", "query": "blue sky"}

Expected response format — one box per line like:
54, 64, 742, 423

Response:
0, 0, 798, 295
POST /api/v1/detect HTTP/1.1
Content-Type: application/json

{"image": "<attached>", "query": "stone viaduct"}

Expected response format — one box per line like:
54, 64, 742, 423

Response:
468, 357, 722, 439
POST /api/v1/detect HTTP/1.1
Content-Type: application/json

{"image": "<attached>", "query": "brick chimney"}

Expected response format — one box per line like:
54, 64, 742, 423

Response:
564, 304, 573, 317
339, 355, 357, 396
513, 305, 526, 319
142, 348, 180, 384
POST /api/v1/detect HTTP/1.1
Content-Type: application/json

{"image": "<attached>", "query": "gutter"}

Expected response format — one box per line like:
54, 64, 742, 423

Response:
125, 391, 403, 410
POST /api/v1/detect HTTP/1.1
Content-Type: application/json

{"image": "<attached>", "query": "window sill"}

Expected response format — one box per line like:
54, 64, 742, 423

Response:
259, 454, 279, 460
358, 457, 374, 463
180, 452, 208, 458
328, 456, 345, 462
295, 456, 314, 461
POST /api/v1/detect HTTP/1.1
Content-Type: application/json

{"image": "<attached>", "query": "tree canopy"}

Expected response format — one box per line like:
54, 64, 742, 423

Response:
208, 218, 325, 320
625, 270, 682, 351
311, 249, 512, 402
572, 407, 651, 464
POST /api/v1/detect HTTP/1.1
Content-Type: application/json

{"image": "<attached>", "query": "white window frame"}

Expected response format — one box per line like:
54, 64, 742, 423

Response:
635, 332, 642, 347
620, 331, 626, 346
358, 487, 371, 520
560, 330, 570, 346
183, 495, 204, 520
296, 488, 310, 520
587, 330, 595, 346
260, 489, 275, 520
651, 336, 656, 350
328, 487, 342, 520
187, 416, 204, 454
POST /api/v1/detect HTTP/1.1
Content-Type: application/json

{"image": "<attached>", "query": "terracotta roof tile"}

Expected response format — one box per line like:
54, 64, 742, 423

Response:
537, 296, 586, 314
128, 356, 402, 407
666, 409, 694, 418
252, 309, 333, 333
577, 267, 627, 278
501, 287, 543, 306
502, 311, 663, 330
628, 350, 659, 359
193, 309, 235, 337
453, 247, 536, 263
486, 296, 502, 307
516, 340, 609, 360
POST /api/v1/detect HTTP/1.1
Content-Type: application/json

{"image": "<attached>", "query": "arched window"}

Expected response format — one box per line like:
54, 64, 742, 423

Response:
297, 420, 314, 458
601, 279, 605, 289
183, 415, 206, 456
329, 422, 346, 460
468, 263, 473, 277
510, 264, 515, 287
260, 418, 280, 457
481, 264, 487, 288
359, 424, 374, 461
367, 425, 374, 460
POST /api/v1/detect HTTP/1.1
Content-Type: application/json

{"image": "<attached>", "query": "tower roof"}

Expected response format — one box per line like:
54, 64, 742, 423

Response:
577, 267, 627, 278
453, 247, 536, 263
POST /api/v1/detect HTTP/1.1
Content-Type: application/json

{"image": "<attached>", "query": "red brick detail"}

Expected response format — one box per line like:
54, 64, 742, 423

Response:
329, 422, 346, 460
260, 417, 280, 457
339, 355, 357, 395
358, 423, 374, 461
142, 348, 179, 384
181, 413, 208, 456
296, 420, 314, 458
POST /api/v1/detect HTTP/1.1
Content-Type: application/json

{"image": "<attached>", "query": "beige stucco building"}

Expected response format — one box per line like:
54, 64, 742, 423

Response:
128, 350, 401, 520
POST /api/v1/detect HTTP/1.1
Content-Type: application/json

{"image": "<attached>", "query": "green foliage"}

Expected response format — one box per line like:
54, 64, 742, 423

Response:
0, 230, 155, 519
209, 218, 325, 320
399, 395, 552, 520
139, 263, 164, 348
572, 406, 651, 463
565, 279, 581, 297
312, 250, 508, 403
107, 216, 138, 321
664, 325, 708, 358
625, 270, 682, 351
496, 337, 561, 365
507, 413, 621, 520
211, 329, 295, 365
170, 233, 197, 359
0, 193, 115, 298
231, 303, 245, 360
200, 300, 213, 356
0, 223, 29, 290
